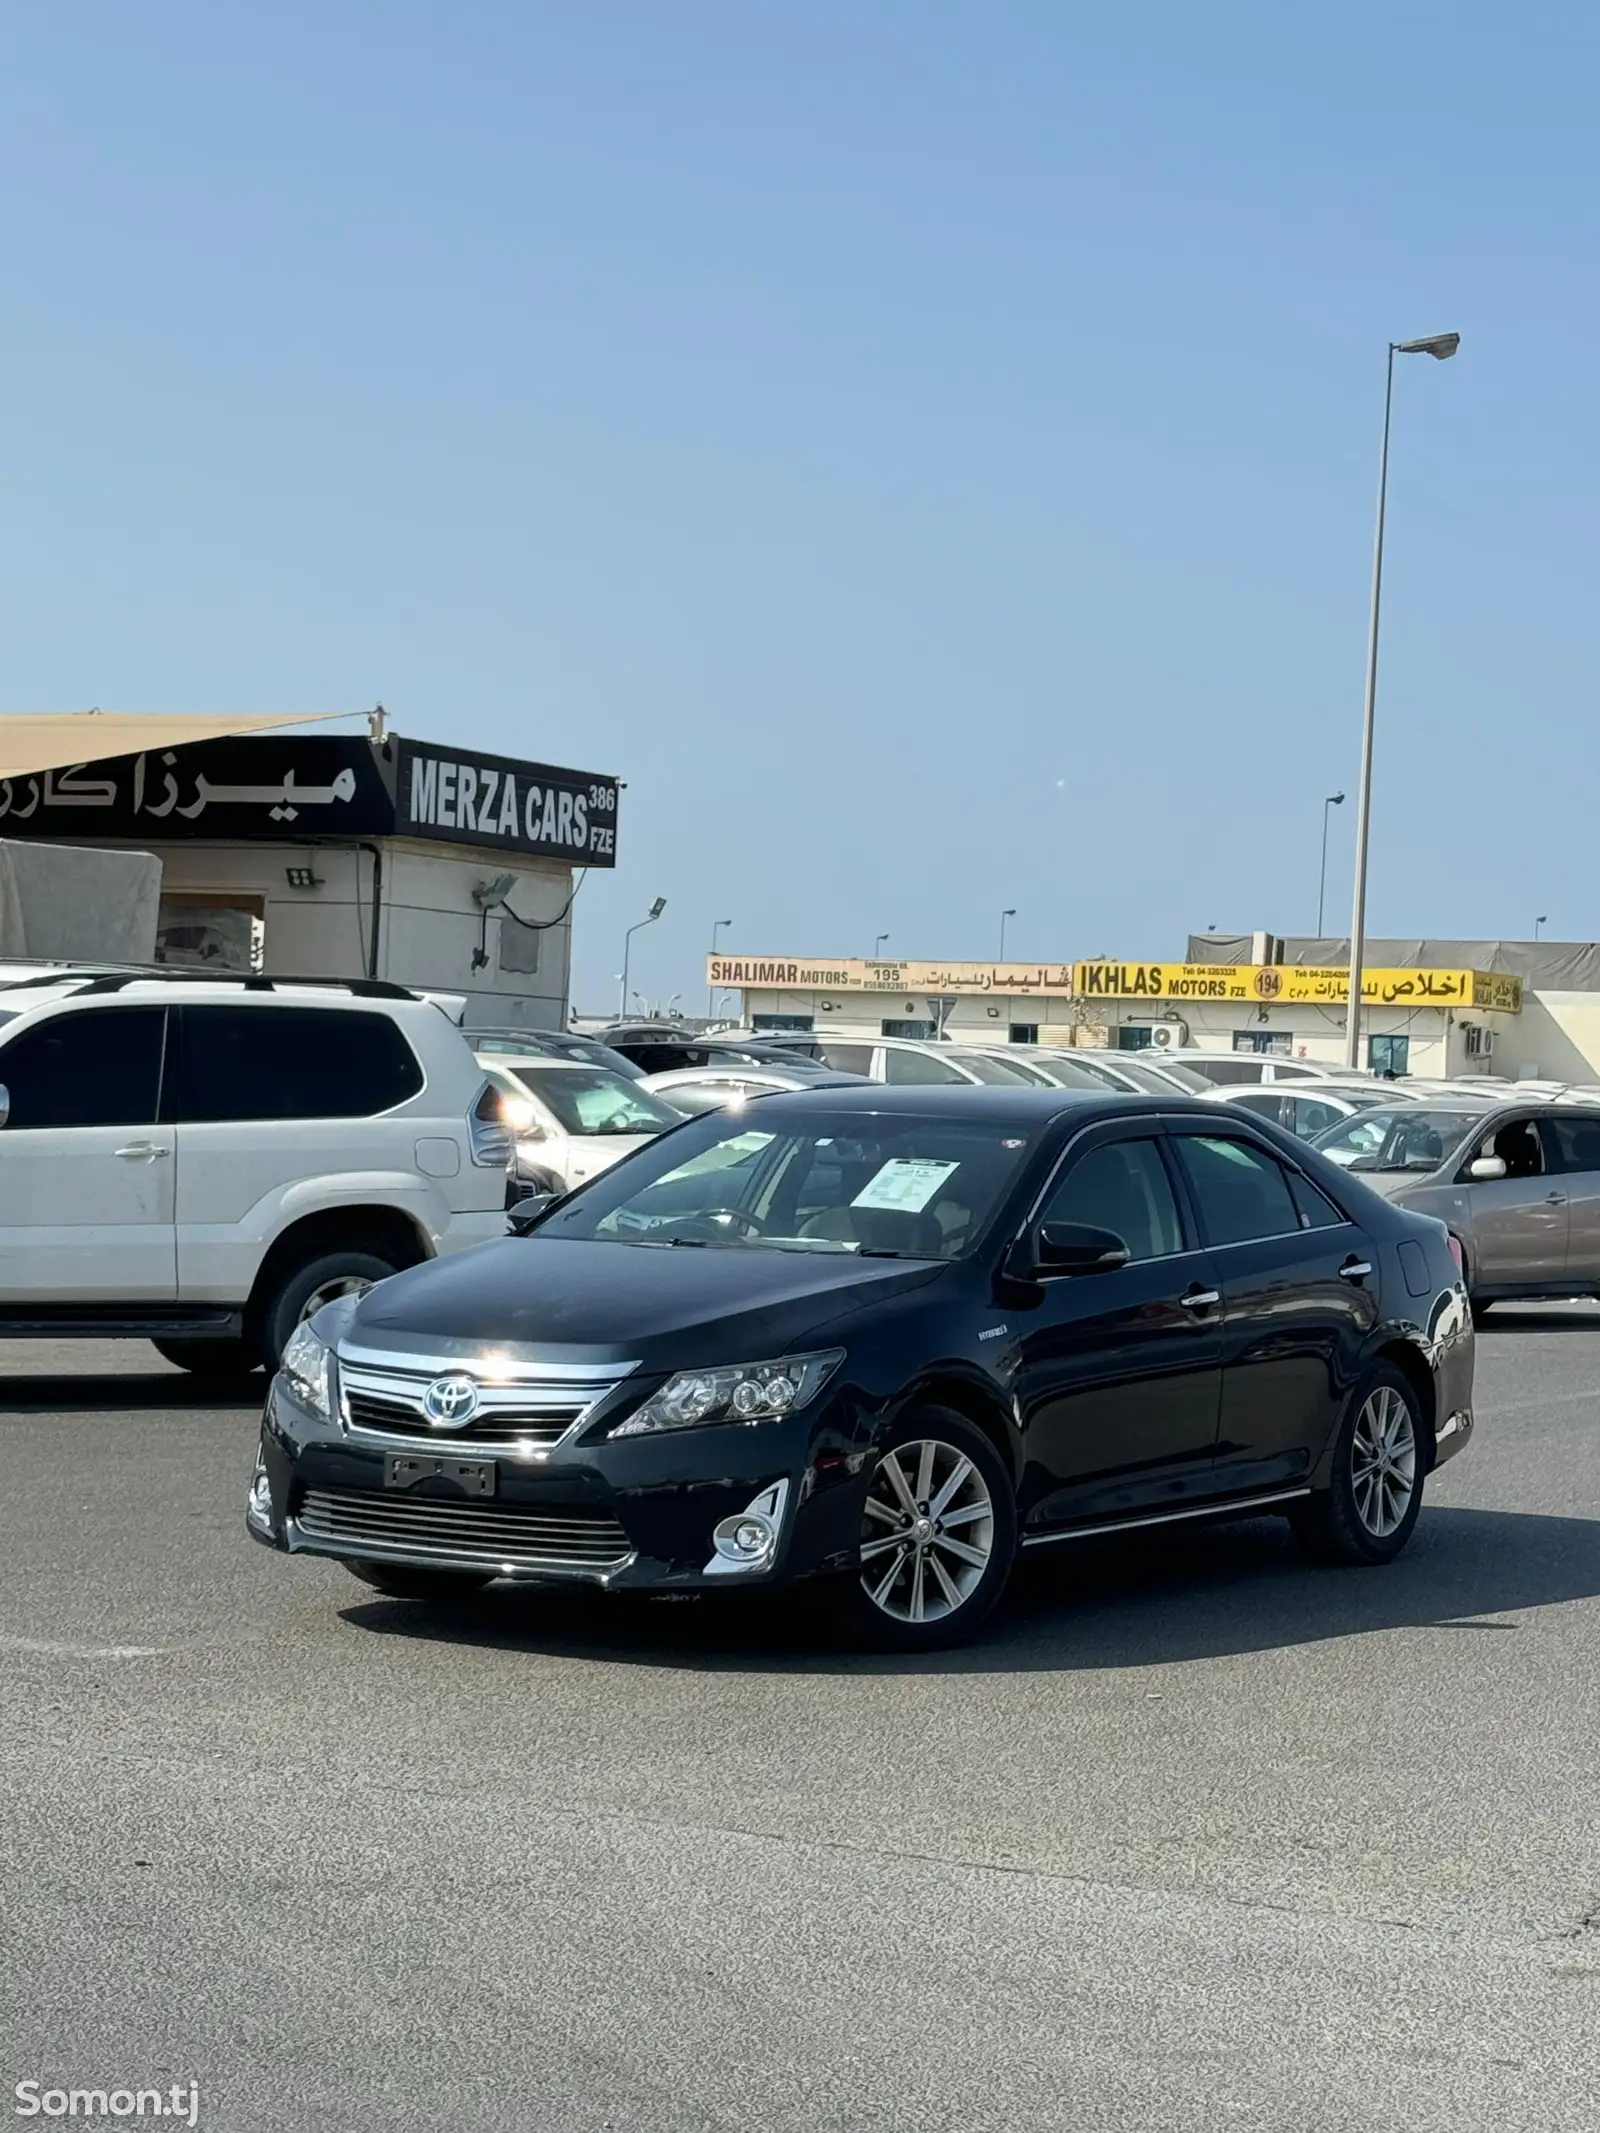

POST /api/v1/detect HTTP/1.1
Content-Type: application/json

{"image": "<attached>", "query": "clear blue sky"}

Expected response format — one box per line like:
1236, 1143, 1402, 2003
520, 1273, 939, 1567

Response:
3, 2, 1596, 1010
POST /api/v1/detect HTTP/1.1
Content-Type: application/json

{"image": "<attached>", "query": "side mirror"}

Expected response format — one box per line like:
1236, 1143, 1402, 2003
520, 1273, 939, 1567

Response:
1467, 1154, 1508, 1182
0, 1083, 8, 1128
1033, 1221, 1131, 1277
507, 1193, 557, 1236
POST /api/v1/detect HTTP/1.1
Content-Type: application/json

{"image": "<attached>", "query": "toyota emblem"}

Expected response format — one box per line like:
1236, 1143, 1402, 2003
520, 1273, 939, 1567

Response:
422, 1374, 481, 1429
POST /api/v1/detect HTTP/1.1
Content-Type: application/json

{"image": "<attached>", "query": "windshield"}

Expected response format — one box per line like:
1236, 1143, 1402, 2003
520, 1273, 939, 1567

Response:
1312, 1106, 1486, 1172
536, 1108, 1035, 1258
1104, 1056, 1210, 1094
954, 1052, 1036, 1085
505, 1064, 682, 1137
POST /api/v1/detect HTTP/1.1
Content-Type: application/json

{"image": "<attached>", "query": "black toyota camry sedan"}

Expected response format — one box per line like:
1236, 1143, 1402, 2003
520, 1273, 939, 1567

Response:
247, 1087, 1475, 1649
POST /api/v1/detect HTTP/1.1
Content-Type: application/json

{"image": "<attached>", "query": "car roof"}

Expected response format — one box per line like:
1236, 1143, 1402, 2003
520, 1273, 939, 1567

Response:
477, 1051, 623, 1074
718, 1083, 1211, 1125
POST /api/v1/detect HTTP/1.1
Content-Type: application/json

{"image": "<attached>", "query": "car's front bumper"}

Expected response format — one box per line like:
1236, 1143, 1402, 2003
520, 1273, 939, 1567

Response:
247, 1374, 871, 1594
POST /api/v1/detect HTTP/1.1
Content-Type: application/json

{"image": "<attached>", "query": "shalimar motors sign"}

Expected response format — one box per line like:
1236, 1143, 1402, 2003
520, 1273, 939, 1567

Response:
707, 955, 1523, 1013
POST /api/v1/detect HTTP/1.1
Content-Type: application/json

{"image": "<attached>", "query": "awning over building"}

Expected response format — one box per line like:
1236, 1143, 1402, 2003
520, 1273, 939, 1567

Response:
0, 712, 335, 782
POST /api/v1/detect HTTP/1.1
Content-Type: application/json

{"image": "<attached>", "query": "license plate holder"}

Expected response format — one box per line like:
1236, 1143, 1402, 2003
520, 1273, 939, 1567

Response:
383, 1453, 496, 1498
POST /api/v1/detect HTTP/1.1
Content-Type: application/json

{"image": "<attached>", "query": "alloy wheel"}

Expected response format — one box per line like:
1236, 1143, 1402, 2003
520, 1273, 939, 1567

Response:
1350, 1385, 1417, 1538
859, 1438, 995, 1624
298, 1275, 374, 1324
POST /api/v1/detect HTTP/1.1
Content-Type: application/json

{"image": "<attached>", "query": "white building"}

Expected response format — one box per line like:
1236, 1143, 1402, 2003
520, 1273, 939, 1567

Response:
0, 724, 620, 1028
707, 945, 1567, 1082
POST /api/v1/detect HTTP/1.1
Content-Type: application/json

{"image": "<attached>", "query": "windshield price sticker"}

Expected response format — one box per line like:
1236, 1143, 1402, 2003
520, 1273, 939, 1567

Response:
852, 1159, 960, 1214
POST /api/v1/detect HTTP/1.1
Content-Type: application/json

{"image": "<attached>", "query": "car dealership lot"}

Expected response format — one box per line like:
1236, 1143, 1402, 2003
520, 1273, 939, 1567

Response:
3, 1324, 1598, 2132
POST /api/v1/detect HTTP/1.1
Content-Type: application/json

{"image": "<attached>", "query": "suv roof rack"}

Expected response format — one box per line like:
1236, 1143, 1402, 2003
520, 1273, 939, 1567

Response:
18, 971, 421, 1001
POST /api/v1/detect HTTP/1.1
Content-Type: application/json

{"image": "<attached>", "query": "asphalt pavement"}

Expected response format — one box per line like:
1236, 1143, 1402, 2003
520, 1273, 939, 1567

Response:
2, 1315, 1598, 2132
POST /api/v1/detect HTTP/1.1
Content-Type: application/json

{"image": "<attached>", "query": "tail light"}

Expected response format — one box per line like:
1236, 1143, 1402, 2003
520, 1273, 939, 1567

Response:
469, 1082, 514, 1169
1447, 1233, 1465, 1275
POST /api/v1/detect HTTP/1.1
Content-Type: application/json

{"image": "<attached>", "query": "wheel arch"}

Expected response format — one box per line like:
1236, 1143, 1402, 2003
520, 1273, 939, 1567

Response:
245, 1204, 432, 1324
887, 1370, 1021, 1490
1372, 1335, 1439, 1469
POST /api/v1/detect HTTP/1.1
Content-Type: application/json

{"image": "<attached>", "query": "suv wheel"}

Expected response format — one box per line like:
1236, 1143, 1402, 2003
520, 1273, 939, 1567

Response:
258, 1250, 397, 1367
345, 1561, 493, 1601
1290, 1364, 1425, 1566
836, 1407, 1016, 1650
151, 1336, 261, 1381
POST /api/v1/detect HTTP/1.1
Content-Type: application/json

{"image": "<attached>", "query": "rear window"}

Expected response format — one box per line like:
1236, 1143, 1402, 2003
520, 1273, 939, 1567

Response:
178, 1005, 425, 1122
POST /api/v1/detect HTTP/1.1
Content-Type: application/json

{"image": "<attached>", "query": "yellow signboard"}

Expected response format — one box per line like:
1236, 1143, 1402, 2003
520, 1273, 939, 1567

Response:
709, 955, 1524, 1013
1071, 963, 1522, 1012
707, 956, 1081, 997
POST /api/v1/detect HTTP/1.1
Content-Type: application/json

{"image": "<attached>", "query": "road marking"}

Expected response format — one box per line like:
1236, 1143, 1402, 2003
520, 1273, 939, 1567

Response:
0, 1634, 170, 1659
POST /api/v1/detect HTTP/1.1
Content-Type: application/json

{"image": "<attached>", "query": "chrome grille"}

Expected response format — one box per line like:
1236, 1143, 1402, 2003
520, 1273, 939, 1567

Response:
297, 1487, 634, 1574
337, 1348, 635, 1451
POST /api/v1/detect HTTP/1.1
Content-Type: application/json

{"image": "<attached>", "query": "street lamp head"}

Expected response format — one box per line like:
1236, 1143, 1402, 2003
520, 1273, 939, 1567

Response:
1328, 792, 1345, 806
647, 896, 667, 920
1002, 907, 1017, 919
1396, 332, 1461, 360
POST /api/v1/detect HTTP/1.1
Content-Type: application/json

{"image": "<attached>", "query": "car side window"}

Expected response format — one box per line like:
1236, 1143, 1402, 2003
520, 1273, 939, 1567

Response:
1171, 1133, 1302, 1246
178, 1006, 424, 1123
1040, 1138, 1185, 1262
1229, 1090, 1285, 1123
1288, 1096, 1343, 1138
882, 1048, 963, 1086
1539, 1115, 1600, 1176
818, 1042, 872, 1074
1479, 1116, 1544, 1180
0, 1006, 165, 1129
1287, 1168, 1345, 1230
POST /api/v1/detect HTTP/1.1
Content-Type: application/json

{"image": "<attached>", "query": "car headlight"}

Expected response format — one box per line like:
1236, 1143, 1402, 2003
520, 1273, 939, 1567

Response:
280, 1318, 336, 1421
609, 1350, 844, 1438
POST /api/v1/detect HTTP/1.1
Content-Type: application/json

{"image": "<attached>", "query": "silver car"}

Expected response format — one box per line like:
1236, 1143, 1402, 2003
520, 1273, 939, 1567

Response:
1311, 1099, 1600, 1318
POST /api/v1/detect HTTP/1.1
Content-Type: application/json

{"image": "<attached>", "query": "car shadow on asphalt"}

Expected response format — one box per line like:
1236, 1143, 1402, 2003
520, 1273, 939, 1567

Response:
338, 1504, 1600, 1675
0, 1371, 266, 1412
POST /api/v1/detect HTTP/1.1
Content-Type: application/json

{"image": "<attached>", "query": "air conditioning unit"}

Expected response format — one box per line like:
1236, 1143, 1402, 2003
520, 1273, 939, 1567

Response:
1148, 1020, 1189, 1050
1464, 1025, 1495, 1058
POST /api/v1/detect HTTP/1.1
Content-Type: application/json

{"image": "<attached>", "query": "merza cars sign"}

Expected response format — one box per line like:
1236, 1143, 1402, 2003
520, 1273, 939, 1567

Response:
396, 740, 618, 865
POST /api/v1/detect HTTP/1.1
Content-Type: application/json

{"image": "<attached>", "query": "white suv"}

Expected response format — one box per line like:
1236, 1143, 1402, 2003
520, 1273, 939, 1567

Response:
0, 973, 511, 1376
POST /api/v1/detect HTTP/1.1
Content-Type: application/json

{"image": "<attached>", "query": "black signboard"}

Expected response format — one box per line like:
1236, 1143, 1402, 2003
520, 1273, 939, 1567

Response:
0, 737, 393, 843
395, 739, 618, 866
0, 733, 621, 867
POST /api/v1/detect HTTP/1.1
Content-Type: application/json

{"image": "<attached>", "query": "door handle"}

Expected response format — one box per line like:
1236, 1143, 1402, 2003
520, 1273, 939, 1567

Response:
1338, 1256, 1374, 1282
1546, 1191, 1567, 1205
1179, 1284, 1220, 1314
113, 1142, 170, 1162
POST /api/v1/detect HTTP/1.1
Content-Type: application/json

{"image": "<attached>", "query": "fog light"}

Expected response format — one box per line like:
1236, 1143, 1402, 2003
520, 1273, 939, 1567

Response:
246, 1452, 273, 1534
713, 1513, 774, 1562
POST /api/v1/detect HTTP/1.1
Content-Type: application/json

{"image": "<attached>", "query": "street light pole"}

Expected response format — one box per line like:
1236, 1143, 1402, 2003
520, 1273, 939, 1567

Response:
620, 897, 667, 1019
1535, 915, 1548, 940
998, 908, 1017, 960
708, 917, 732, 1016
873, 933, 890, 959
1343, 332, 1460, 1070
1317, 794, 1344, 936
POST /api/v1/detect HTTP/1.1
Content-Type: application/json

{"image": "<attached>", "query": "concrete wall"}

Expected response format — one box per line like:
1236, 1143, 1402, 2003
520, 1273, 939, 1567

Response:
150, 838, 573, 1028
1499, 994, 1600, 1085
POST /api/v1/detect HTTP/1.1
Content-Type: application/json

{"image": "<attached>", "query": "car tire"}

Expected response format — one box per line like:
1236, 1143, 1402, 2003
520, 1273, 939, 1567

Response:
1290, 1363, 1426, 1567
151, 1336, 262, 1380
257, 1250, 397, 1367
345, 1561, 494, 1601
835, 1406, 1017, 1651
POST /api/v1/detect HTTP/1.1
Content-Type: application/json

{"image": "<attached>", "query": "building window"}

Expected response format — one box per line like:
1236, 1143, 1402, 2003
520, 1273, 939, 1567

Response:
156, 894, 264, 973
1368, 1033, 1410, 1076
1233, 1030, 1291, 1056
1009, 1023, 1039, 1045
882, 1018, 937, 1039
1116, 1026, 1153, 1051
752, 1014, 814, 1032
